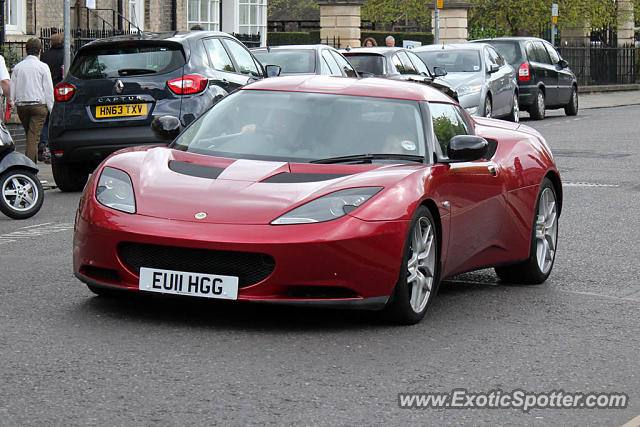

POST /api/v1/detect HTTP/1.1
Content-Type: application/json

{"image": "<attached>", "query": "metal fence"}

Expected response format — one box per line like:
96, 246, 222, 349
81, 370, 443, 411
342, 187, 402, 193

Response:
559, 43, 639, 86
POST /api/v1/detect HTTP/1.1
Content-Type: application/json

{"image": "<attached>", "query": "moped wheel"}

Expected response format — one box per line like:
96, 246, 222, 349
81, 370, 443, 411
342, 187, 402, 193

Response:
0, 168, 44, 219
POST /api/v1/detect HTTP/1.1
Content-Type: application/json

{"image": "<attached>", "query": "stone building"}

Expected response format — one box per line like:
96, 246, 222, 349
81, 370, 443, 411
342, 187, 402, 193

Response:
4, 0, 268, 44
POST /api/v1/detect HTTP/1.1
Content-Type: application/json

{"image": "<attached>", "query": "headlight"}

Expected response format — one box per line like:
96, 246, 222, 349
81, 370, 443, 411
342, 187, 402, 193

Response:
271, 187, 383, 225
457, 85, 482, 96
96, 167, 136, 213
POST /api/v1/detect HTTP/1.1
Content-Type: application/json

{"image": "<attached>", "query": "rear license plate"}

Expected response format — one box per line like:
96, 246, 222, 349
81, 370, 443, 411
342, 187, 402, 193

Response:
95, 103, 148, 118
139, 267, 238, 300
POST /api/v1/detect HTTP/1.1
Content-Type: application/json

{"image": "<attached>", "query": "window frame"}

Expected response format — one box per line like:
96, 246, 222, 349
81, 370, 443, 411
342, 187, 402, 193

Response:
220, 37, 262, 77
426, 101, 475, 162
330, 50, 357, 77
4, 0, 26, 35
187, 0, 221, 31
202, 37, 236, 73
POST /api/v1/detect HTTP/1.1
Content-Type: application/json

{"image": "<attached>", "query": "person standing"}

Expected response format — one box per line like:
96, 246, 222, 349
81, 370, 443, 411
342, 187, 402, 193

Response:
39, 33, 65, 162
385, 35, 395, 47
10, 38, 54, 163
0, 53, 14, 113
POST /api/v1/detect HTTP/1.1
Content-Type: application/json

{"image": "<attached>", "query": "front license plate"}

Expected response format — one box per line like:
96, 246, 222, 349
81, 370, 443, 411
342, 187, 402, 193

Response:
95, 103, 148, 118
139, 267, 238, 300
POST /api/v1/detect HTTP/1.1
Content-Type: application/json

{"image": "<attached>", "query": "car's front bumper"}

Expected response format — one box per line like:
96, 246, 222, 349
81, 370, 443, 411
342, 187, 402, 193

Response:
73, 198, 409, 309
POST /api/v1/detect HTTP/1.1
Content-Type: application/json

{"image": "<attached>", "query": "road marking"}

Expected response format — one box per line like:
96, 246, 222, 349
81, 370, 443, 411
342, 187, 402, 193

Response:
0, 222, 73, 245
563, 182, 619, 187
557, 289, 640, 303
621, 414, 640, 427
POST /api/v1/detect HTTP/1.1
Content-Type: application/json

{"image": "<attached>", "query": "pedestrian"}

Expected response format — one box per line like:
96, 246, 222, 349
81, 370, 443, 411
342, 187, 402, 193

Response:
39, 33, 65, 163
0, 52, 14, 114
385, 35, 395, 47
10, 38, 54, 164
363, 37, 377, 47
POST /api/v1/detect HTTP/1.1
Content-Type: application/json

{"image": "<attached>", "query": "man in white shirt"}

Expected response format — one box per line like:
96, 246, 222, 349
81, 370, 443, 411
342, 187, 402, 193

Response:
10, 38, 54, 163
0, 54, 14, 111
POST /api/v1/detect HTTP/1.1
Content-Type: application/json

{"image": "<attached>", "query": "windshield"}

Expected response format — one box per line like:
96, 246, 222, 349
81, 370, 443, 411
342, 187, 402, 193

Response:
345, 54, 385, 76
415, 50, 482, 73
252, 50, 316, 74
70, 43, 185, 79
172, 90, 426, 162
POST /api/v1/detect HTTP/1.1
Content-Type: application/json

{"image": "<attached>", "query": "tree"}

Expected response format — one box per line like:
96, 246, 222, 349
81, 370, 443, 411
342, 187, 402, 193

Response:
469, 0, 639, 37
362, 0, 433, 31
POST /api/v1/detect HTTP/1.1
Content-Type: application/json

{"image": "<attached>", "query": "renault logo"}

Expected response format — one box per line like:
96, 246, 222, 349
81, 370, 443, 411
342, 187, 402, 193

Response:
114, 80, 124, 94
194, 212, 207, 220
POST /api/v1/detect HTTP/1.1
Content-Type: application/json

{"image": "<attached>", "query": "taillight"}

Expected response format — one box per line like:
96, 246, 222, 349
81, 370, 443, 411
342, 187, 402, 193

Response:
54, 83, 75, 101
167, 74, 208, 95
518, 62, 531, 82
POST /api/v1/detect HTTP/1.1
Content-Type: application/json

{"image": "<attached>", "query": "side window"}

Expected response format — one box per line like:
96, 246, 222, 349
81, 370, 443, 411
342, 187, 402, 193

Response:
330, 50, 357, 77
484, 47, 499, 69
397, 51, 418, 74
406, 51, 430, 75
534, 41, 551, 64
222, 39, 261, 76
203, 38, 235, 72
429, 102, 471, 157
320, 57, 331, 75
321, 50, 342, 75
525, 42, 537, 62
392, 54, 406, 74
488, 46, 505, 67
544, 42, 560, 65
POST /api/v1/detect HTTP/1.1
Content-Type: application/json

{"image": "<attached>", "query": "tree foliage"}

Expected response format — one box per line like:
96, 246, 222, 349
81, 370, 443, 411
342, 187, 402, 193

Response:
362, 0, 432, 31
469, 0, 640, 36
268, 0, 318, 21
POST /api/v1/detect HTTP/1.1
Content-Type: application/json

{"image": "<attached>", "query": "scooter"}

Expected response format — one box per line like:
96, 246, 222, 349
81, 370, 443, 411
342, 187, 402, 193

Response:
0, 100, 44, 219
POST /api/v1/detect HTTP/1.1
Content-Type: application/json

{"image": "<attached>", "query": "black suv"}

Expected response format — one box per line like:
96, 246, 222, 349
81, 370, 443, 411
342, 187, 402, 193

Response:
471, 37, 578, 120
50, 31, 271, 191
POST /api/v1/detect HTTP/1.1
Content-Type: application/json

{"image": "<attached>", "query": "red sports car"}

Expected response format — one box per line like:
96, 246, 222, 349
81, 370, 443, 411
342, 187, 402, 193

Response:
73, 75, 561, 324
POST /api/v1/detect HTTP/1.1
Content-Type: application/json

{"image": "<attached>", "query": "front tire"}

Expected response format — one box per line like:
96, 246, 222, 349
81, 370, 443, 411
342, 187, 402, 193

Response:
0, 168, 44, 219
51, 157, 89, 192
529, 88, 545, 120
385, 206, 440, 325
564, 87, 578, 116
495, 178, 558, 284
483, 96, 493, 118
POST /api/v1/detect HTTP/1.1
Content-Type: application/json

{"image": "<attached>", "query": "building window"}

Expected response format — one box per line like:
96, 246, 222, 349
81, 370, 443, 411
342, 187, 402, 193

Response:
129, 0, 144, 31
238, 0, 266, 36
188, 0, 220, 31
4, 0, 25, 35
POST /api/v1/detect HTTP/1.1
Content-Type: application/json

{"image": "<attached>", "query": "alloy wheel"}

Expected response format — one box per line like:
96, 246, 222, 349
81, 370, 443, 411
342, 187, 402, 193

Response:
535, 187, 557, 274
2, 174, 40, 212
407, 217, 436, 313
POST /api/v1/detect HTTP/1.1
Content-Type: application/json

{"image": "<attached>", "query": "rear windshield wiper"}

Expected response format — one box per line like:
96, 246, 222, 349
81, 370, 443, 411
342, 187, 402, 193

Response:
117, 68, 157, 76
310, 153, 425, 164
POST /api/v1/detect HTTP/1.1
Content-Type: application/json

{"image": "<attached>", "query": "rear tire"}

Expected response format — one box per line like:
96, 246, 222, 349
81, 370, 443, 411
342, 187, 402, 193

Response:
507, 92, 519, 122
495, 178, 558, 284
564, 87, 578, 116
529, 88, 545, 120
0, 168, 44, 219
385, 206, 440, 325
52, 157, 89, 192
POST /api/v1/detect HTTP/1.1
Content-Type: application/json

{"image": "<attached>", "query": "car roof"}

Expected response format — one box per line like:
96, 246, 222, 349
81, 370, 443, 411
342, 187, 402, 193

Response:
77, 30, 236, 49
472, 36, 547, 43
241, 75, 454, 103
343, 47, 406, 56
414, 43, 488, 52
252, 45, 335, 52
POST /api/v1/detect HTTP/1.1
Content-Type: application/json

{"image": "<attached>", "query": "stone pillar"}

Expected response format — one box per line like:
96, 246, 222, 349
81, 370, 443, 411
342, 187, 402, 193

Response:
617, 0, 635, 46
430, 1, 471, 44
318, 0, 364, 48
560, 26, 590, 46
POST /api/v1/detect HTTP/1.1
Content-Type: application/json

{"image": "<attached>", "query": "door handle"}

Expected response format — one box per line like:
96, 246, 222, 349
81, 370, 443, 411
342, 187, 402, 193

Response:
488, 165, 498, 177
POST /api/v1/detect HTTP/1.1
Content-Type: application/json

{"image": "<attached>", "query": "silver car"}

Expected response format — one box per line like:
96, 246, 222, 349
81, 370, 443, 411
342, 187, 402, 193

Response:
413, 43, 519, 121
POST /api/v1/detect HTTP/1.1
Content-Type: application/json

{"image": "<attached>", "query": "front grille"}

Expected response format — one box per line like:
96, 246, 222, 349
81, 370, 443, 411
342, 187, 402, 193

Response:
118, 242, 275, 288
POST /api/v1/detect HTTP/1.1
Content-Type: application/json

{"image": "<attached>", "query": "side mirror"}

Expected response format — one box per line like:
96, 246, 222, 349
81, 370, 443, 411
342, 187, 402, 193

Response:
433, 66, 447, 77
265, 64, 282, 78
357, 70, 375, 78
151, 115, 181, 141
558, 59, 569, 69
488, 64, 499, 73
446, 135, 488, 162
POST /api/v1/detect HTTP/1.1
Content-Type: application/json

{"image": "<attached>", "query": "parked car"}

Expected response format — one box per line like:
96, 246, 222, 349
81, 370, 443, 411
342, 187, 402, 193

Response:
471, 37, 578, 120
413, 43, 519, 121
49, 31, 278, 192
342, 47, 459, 101
251, 45, 358, 77
74, 75, 561, 325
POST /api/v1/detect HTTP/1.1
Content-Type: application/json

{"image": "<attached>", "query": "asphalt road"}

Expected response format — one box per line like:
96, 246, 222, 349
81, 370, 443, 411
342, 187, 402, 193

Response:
1, 105, 639, 425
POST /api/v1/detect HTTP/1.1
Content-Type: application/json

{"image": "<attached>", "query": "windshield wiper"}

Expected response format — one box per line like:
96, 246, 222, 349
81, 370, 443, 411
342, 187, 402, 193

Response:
310, 153, 425, 164
117, 68, 157, 76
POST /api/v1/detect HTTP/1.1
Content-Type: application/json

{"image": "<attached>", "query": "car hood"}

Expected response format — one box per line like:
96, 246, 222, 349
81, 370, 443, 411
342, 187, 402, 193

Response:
103, 147, 425, 225
438, 72, 483, 89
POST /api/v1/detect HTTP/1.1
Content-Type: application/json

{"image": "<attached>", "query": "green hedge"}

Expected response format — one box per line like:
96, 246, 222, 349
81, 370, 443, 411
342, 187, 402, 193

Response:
360, 31, 434, 47
267, 30, 434, 47
267, 31, 321, 46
